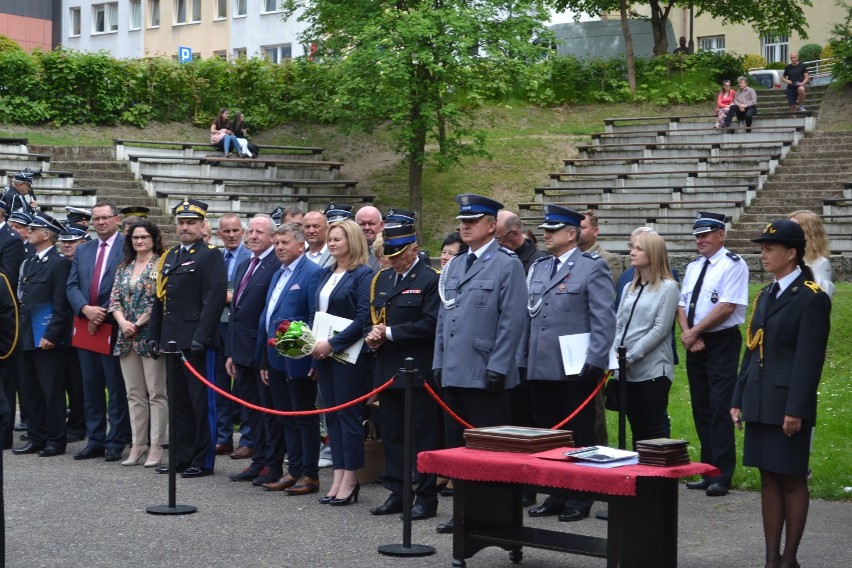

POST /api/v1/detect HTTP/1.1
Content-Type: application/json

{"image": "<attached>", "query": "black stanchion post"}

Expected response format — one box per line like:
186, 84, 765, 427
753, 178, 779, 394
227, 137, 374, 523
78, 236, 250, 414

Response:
147, 341, 197, 516
377, 357, 434, 557
617, 346, 627, 450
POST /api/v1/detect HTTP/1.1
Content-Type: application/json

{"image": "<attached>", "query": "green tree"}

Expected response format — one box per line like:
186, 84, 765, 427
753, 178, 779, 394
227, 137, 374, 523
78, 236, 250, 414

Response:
281, 0, 552, 228
547, 0, 812, 56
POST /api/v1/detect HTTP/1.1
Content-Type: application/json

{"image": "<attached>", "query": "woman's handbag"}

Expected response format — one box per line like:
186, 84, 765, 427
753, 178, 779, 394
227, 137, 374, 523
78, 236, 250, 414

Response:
355, 419, 385, 485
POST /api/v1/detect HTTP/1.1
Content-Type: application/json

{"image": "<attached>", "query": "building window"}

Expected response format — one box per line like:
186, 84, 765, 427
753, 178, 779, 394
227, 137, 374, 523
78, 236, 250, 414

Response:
235, 0, 247, 17
216, 0, 227, 19
263, 0, 280, 12
150, 0, 160, 27
762, 35, 788, 64
93, 3, 119, 34
70, 7, 81, 37
233, 47, 247, 59
262, 44, 292, 64
175, 0, 201, 24
213, 50, 228, 60
130, 0, 142, 30
698, 36, 725, 54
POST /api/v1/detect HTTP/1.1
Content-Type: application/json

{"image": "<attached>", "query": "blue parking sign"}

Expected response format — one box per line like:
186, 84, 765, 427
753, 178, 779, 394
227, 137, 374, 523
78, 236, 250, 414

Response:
178, 46, 192, 63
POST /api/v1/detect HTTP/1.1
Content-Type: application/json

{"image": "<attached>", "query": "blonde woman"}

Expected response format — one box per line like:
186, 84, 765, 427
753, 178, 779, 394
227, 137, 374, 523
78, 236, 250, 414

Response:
614, 231, 679, 445
311, 219, 373, 506
788, 210, 834, 298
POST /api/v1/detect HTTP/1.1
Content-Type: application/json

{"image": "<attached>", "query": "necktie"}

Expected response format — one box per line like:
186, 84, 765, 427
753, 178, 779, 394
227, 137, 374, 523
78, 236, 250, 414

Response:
89, 241, 107, 306
766, 282, 780, 311
235, 256, 259, 306
686, 259, 711, 328
395, 273, 403, 287
550, 258, 560, 279
224, 250, 234, 280
465, 253, 476, 273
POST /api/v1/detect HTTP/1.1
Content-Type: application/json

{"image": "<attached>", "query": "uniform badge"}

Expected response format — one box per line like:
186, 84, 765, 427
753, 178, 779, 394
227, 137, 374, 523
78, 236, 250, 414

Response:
483, 252, 493, 262
710, 291, 718, 304
558, 282, 567, 291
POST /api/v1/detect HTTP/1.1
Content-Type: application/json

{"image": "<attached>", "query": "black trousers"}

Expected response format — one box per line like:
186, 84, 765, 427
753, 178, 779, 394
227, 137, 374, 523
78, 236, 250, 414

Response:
443, 386, 510, 449
234, 363, 275, 470
1, 352, 21, 447
268, 369, 319, 480
686, 327, 741, 485
625, 377, 671, 448
530, 379, 598, 513
172, 349, 212, 469
724, 105, 756, 128
65, 349, 86, 437
379, 387, 441, 506
19, 348, 68, 448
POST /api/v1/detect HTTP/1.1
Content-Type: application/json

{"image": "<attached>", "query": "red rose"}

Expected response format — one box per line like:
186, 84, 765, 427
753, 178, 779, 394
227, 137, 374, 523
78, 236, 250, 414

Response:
267, 338, 277, 346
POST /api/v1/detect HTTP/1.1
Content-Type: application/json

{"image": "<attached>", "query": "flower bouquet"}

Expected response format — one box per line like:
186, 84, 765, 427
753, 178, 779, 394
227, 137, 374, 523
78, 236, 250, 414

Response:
268, 320, 349, 363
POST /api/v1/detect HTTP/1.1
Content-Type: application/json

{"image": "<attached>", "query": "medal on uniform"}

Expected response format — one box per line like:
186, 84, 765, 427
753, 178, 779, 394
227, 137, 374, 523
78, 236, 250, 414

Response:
711, 291, 718, 304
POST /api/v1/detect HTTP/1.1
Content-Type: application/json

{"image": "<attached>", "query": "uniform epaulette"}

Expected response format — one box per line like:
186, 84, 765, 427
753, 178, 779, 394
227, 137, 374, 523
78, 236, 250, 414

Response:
498, 246, 517, 257
689, 256, 703, 263
582, 251, 602, 260
207, 244, 217, 249
428, 266, 440, 274
726, 252, 741, 261
803, 280, 822, 293
530, 256, 551, 270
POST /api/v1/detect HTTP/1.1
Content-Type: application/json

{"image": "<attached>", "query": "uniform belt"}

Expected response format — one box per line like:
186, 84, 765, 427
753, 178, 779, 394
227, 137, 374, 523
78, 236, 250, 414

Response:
702, 326, 740, 337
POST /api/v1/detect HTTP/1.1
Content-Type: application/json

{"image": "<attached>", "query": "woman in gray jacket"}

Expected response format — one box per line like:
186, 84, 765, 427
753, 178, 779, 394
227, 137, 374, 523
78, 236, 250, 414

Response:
614, 230, 680, 446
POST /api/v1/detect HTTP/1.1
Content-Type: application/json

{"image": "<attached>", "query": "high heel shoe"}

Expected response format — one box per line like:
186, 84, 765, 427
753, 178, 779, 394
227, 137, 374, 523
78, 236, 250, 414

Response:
318, 494, 337, 504
122, 445, 147, 466
330, 483, 360, 506
144, 445, 163, 468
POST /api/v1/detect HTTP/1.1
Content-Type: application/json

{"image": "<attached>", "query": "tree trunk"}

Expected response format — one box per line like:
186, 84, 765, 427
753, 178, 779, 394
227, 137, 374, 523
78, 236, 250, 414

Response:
619, 0, 636, 92
408, 112, 427, 238
650, 0, 668, 56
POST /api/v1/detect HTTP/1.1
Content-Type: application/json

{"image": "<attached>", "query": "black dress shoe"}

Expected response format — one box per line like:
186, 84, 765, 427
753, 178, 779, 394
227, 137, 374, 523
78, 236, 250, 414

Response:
371, 494, 404, 516
14, 422, 27, 432
252, 470, 283, 486
522, 493, 537, 507
12, 442, 44, 455
558, 507, 590, 522
528, 502, 563, 517
74, 445, 105, 460
409, 503, 437, 521
104, 449, 123, 462
229, 465, 264, 482
686, 478, 710, 490
38, 445, 65, 457
706, 482, 729, 496
436, 520, 454, 534
156, 464, 188, 474
181, 465, 213, 478
66, 432, 85, 443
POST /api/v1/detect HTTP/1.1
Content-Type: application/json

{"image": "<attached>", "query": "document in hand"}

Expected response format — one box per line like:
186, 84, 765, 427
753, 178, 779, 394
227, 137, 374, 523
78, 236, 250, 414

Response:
558, 333, 619, 375
311, 311, 364, 364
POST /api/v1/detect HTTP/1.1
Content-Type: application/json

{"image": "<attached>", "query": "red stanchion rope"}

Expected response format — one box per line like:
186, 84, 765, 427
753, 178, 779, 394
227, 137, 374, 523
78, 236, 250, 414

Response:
181, 355, 393, 416
422, 370, 611, 431
422, 381, 474, 429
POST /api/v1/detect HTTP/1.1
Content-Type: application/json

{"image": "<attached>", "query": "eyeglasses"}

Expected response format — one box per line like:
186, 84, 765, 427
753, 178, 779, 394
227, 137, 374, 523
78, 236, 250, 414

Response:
132, 235, 152, 240
495, 229, 516, 241
92, 215, 117, 223
441, 249, 459, 257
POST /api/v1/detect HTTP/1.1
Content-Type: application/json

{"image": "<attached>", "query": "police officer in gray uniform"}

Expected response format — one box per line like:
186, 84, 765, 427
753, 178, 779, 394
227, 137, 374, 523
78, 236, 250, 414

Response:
433, 194, 527, 534
519, 205, 616, 523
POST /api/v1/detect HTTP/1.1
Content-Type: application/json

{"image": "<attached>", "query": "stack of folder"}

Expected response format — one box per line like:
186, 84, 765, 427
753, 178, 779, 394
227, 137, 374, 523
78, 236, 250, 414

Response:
636, 438, 691, 467
464, 426, 574, 453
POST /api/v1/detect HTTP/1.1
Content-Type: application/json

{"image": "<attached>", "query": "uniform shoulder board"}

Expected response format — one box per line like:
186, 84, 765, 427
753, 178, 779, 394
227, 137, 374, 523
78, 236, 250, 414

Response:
583, 251, 602, 260
530, 255, 551, 270
429, 266, 440, 274
726, 252, 740, 261
499, 246, 518, 257
207, 244, 217, 250
689, 256, 703, 263
803, 280, 822, 293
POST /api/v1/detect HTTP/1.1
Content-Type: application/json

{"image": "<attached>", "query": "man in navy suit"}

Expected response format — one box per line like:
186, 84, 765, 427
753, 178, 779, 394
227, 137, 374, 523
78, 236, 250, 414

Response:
224, 215, 281, 485
258, 223, 323, 494
66, 201, 130, 462
214, 213, 252, 458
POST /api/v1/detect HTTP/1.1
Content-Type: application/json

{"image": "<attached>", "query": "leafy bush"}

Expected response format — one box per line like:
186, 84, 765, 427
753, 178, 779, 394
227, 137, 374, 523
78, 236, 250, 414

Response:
0, 35, 22, 54
742, 53, 767, 71
765, 61, 787, 70
828, 0, 852, 84
798, 43, 822, 63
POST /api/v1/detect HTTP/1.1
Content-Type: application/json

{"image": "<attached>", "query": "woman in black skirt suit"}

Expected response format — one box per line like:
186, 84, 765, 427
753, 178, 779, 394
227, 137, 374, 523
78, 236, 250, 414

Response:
731, 219, 831, 568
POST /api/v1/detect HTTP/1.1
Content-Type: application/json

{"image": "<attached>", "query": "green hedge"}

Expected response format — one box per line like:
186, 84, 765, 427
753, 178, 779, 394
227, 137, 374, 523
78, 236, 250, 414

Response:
0, 48, 745, 127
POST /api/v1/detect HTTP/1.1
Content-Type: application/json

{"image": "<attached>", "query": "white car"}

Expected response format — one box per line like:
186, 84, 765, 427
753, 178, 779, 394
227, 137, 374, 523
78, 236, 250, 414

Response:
748, 69, 784, 89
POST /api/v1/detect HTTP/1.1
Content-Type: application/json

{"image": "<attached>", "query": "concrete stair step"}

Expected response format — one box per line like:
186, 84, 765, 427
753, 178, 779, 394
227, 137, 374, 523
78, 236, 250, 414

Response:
761, 181, 846, 191
766, 172, 851, 182
775, 165, 852, 175
51, 160, 130, 172
801, 131, 852, 139
28, 146, 115, 160
72, 179, 141, 190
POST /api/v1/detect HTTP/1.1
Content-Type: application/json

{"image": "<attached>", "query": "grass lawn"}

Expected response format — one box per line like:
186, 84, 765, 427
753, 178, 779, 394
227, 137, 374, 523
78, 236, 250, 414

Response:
607, 282, 852, 501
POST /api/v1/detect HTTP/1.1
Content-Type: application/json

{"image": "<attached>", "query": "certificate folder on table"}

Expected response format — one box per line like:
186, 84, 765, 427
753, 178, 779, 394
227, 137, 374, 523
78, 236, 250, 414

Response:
72, 316, 113, 355
464, 426, 574, 453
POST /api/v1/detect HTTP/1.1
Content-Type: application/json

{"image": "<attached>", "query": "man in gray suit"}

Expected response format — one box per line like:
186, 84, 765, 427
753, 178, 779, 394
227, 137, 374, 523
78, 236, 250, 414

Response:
433, 193, 527, 534
519, 204, 616, 523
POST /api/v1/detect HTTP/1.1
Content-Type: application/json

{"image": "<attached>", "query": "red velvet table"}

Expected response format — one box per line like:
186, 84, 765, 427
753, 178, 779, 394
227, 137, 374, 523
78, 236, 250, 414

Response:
419, 447, 719, 568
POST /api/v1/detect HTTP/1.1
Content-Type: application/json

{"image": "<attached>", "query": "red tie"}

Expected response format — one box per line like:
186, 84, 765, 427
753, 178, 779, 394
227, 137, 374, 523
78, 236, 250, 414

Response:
235, 256, 259, 306
89, 241, 107, 306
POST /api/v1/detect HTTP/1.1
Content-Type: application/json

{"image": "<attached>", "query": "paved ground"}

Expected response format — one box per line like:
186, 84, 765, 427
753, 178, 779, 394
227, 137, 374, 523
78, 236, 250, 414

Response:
3, 439, 850, 568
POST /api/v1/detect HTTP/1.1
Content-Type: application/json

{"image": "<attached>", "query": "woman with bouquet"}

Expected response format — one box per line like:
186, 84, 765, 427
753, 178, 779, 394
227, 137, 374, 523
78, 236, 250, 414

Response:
311, 219, 373, 506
